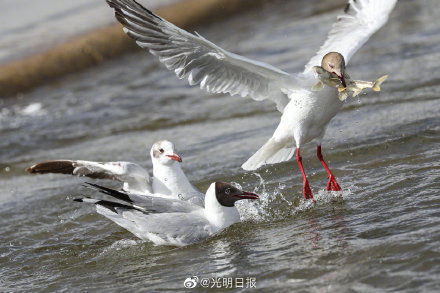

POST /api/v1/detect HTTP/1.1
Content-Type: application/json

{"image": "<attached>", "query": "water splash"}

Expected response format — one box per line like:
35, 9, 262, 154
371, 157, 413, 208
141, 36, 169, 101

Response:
236, 176, 354, 222
98, 239, 144, 258
0, 102, 46, 130
235, 173, 295, 222
20, 103, 45, 116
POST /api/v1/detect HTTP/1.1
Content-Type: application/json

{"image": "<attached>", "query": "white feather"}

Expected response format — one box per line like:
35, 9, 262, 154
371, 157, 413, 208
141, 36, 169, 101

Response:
242, 138, 295, 171
304, 0, 398, 74
107, 0, 291, 112
106, 0, 397, 170
88, 183, 243, 247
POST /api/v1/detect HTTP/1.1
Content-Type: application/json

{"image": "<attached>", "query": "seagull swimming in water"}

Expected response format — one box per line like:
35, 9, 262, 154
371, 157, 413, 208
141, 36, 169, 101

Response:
75, 182, 259, 247
27, 140, 204, 206
104, 0, 397, 200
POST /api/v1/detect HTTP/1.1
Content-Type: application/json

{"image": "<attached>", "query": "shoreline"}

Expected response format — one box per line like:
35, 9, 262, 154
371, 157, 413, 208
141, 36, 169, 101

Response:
0, 0, 267, 99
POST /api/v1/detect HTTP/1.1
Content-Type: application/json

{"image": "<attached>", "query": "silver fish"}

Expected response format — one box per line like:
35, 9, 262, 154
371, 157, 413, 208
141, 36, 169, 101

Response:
312, 66, 388, 101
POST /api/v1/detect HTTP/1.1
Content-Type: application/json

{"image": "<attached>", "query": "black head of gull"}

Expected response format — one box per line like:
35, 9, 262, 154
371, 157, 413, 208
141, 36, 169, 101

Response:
215, 182, 259, 207
106, 0, 397, 202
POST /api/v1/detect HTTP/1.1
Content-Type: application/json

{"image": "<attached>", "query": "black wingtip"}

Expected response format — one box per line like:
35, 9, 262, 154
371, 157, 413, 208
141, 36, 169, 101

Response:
131, 0, 161, 19
106, 0, 161, 20
83, 182, 134, 203
81, 183, 91, 189
84, 182, 100, 188
72, 196, 136, 213
82, 182, 104, 192
97, 199, 137, 213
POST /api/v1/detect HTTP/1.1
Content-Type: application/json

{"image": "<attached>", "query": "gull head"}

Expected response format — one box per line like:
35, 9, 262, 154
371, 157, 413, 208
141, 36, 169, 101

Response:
150, 140, 182, 166
213, 182, 259, 207
322, 52, 346, 87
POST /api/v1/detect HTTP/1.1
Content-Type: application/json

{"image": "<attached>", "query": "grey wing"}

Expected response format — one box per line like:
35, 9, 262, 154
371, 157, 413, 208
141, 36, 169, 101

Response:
83, 198, 211, 246
27, 160, 153, 194
304, 0, 397, 74
106, 0, 291, 112
119, 211, 212, 246
130, 193, 203, 213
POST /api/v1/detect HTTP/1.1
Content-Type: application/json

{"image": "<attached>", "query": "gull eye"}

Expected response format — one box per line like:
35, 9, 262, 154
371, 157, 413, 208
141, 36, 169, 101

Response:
225, 188, 231, 195
159, 148, 164, 153
329, 64, 334, 69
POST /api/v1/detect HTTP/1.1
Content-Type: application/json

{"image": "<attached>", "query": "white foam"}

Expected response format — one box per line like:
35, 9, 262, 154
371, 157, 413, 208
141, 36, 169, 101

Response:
20, 103, 45, 116
101, 239, 143, 255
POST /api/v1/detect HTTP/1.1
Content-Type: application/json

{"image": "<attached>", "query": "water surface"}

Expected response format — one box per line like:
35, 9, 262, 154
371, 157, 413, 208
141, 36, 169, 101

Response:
1, 0, 440, 291
0, 0, 176, 64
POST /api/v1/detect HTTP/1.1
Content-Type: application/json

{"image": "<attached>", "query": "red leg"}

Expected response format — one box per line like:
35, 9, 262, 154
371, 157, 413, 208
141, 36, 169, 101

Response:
296, 148, 314, 202
317, 145, 341, 192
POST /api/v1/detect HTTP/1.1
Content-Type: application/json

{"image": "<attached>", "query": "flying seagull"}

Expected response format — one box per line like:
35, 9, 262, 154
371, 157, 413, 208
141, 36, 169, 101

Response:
104, 0, 397, 200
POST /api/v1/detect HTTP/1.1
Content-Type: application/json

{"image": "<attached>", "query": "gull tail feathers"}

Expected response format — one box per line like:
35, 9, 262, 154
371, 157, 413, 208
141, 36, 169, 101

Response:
75, 196, 146, 239
242, 139, 295, 171
372, 75, 388, 91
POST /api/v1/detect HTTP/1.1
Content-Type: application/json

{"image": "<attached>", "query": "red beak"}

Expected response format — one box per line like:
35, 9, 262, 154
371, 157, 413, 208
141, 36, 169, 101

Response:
234, 191, 259, 200
338, 74, 346, 88
166, 153, 182, 162
332, 72, 346, 88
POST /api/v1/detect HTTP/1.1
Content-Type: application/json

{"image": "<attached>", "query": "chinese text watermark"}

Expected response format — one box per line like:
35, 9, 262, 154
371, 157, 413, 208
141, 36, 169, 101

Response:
184, 276, 256, 289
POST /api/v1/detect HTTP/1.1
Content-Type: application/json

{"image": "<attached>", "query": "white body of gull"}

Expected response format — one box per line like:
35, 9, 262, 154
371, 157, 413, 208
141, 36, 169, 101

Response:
105, 0, 397, 200
27, 140, 204, 206
75, 182, 259, 246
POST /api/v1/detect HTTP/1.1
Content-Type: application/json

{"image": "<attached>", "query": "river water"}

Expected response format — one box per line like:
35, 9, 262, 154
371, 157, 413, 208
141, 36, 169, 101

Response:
0, 0, 176, 64
1, 0, 440, 291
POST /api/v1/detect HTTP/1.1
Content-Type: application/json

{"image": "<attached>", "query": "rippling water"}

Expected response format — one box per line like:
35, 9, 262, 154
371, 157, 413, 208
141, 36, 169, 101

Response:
1, 0, 440, 291
0, 0, 176, 64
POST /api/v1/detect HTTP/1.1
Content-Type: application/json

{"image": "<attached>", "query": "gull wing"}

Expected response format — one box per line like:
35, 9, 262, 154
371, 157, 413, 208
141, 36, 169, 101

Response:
304, 0, 397, 74
78, 183, 209, 246
75, 197, 210, 246
106, 0, 291, 112
117, 211, 212, 246
27, 160, 152, 194
84, 183, 201, 213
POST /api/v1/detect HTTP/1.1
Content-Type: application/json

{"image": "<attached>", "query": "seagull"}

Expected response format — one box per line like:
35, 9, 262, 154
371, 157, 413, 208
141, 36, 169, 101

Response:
104, 0, 397, 200
27, 140, 204, 206
74, 182, 259, 246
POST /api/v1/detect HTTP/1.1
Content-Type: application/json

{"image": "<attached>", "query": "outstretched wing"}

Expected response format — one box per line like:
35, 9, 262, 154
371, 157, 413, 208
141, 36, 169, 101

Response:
27, 160, 152, 194
304, 0, 397, 74
106, 0, 291, 112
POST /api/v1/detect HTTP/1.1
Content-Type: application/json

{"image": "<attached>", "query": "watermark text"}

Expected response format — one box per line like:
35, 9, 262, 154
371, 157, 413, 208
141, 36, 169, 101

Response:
184, 276, 256, 289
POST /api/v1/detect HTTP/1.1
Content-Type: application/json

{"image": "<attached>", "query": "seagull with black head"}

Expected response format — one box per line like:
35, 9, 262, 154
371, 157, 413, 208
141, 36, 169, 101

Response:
104, 0, 397, 200
75, 181, 259, 246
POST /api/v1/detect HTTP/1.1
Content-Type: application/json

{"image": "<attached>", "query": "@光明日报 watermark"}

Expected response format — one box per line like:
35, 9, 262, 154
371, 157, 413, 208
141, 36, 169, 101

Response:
184, 276, 256, 289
